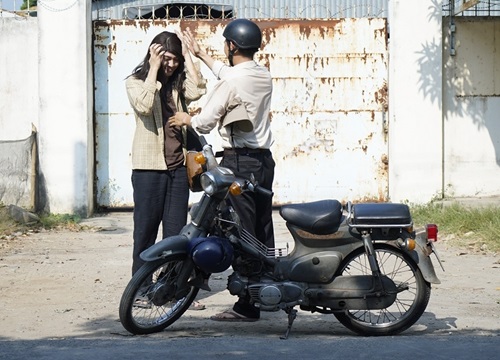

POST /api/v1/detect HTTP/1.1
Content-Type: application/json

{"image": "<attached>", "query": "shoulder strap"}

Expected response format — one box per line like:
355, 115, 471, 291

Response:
179, 91, 188, 113
179, 92, 203, 151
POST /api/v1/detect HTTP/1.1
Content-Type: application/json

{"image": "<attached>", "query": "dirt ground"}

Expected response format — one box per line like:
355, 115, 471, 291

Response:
0, 211, 499, 340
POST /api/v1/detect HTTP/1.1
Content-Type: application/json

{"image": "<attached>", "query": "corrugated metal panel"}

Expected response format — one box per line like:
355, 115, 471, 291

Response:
92, 0, 388, 20
94, 18, 388, 207
444, 0, 500, 16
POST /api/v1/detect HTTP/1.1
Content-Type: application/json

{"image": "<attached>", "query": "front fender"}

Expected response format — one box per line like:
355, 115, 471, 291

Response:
411, 229, 441, 284
140, 235, 190, 262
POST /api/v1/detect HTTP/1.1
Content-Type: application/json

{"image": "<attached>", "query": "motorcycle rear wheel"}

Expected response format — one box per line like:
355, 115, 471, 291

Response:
334, 243, 431, 336
119, 255, 199, 335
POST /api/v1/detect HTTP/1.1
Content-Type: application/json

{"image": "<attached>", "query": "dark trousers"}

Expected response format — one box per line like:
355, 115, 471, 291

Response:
220, 150, 275, 248
131, 167, 189, 275
220, 150, 275, 318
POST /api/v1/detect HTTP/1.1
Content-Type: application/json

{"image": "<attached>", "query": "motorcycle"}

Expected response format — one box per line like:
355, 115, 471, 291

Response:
119, 136, 444, 339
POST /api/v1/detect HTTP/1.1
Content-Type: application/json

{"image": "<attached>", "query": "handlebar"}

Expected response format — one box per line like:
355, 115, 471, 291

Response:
199, 135, 219, 170
199, 135, 208, 148
255, 185, 274, 198
245, 181, 274, 198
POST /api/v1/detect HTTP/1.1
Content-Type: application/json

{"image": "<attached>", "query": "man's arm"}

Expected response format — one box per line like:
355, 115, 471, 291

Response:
168, 80, 232, 134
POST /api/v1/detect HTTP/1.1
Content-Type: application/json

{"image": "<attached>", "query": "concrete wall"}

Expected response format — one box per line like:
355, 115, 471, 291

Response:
388, 0, 443, 203
0, 17, 38, 210
37, 0, 94, 216
443, 17, 500, 198
0, 17, 38, 140
1, 4, 94, 216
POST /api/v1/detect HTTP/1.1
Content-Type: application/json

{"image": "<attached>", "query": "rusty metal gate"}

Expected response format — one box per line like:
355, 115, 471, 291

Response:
93, 18, 388, 208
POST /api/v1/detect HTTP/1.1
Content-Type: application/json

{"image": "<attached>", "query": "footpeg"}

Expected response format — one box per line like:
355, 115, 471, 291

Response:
188, 276, 211, 291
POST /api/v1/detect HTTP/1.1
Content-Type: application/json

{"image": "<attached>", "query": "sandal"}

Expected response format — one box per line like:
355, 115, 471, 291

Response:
133, 296, 152, 309
188, 301, 206, 311
210, 310, 258, 322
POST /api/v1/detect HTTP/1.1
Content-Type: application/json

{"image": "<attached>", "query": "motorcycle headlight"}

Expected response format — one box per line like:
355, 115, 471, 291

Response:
200, 172, 217, 195
200, 167, 236, 196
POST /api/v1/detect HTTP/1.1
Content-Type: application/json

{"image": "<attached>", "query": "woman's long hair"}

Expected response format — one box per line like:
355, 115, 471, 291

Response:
129, 31, 185, 93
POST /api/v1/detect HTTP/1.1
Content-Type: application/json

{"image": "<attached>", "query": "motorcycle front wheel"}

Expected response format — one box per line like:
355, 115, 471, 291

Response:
334, 243, 431, 336
119, 255, 199, 335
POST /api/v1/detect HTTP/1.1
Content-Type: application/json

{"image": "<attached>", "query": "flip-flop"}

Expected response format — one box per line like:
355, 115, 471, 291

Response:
210, 310, 259, 322
132, 298, 152, 309
188, 301, 206, 311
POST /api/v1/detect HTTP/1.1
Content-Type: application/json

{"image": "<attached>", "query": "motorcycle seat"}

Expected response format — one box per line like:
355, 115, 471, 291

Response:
350, 203, 412, 227
279, 199, 343, 235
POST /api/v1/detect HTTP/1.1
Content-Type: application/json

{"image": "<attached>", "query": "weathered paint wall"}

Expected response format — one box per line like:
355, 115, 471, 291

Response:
94, 18, 389, 207
443, 17, 500, 197
259, 19, 389, 204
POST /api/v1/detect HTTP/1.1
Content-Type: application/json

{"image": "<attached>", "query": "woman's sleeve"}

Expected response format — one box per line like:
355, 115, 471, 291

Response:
125, 76, 160, 115
183, 61, 207, 103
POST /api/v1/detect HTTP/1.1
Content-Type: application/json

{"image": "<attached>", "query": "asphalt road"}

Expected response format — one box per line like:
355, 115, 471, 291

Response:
0, 334, 498, 359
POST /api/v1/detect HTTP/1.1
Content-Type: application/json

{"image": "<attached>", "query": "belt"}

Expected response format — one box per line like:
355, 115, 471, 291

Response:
223, 147, 269, 155
214, 148, 270, 157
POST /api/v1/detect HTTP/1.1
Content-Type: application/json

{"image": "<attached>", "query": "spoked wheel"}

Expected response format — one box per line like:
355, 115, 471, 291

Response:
334, 243, 431, 336
119, 255, 199, 335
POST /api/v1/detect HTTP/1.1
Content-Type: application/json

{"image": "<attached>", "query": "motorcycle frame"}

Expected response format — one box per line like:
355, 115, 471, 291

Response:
140, 198, 440, 302
138, 136, 440, 302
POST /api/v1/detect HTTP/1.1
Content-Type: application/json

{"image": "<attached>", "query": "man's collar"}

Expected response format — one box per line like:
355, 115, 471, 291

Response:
232, 59, 255, 68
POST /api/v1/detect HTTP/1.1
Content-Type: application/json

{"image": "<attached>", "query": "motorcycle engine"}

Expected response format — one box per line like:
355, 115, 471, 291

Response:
232, 251, 263, 276
249, 282, 303, 310
227, 273, 303, 310
227, 272, 248, 297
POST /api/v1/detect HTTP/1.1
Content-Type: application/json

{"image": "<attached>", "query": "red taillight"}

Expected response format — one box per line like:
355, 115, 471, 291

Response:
426, 224, 438, 242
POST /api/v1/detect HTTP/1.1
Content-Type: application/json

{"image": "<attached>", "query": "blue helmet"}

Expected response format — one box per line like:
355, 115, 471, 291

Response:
223, 19, 262, 49
188, 237, 234, 273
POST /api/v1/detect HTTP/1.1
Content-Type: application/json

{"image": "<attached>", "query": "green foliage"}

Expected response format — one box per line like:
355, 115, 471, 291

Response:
21, 0, 37, 11
0, 204, 83, 237
411, 202, 500, 253
39, 213, 82, 229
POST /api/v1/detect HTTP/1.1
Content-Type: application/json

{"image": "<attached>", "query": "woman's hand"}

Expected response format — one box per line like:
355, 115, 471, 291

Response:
148, 43, 164, 71
169, 112, 192, 127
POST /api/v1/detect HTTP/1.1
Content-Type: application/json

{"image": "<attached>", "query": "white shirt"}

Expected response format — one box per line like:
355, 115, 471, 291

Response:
191, 60, 274, 149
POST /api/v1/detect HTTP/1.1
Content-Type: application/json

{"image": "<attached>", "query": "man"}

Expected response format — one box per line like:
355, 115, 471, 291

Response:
169, 18, 275, 321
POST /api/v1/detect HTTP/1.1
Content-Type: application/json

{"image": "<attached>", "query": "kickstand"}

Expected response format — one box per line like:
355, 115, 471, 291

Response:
280, 308, 297, 340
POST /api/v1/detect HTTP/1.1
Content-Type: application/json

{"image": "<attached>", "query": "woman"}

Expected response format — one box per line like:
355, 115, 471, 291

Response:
125, 31, 206, 310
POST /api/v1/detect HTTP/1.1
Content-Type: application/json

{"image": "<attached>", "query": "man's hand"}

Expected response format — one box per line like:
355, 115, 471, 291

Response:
169, 112, 191, 127
175, 29, 190, 57
182, 27, 215, 70
183, 27, 203, 58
